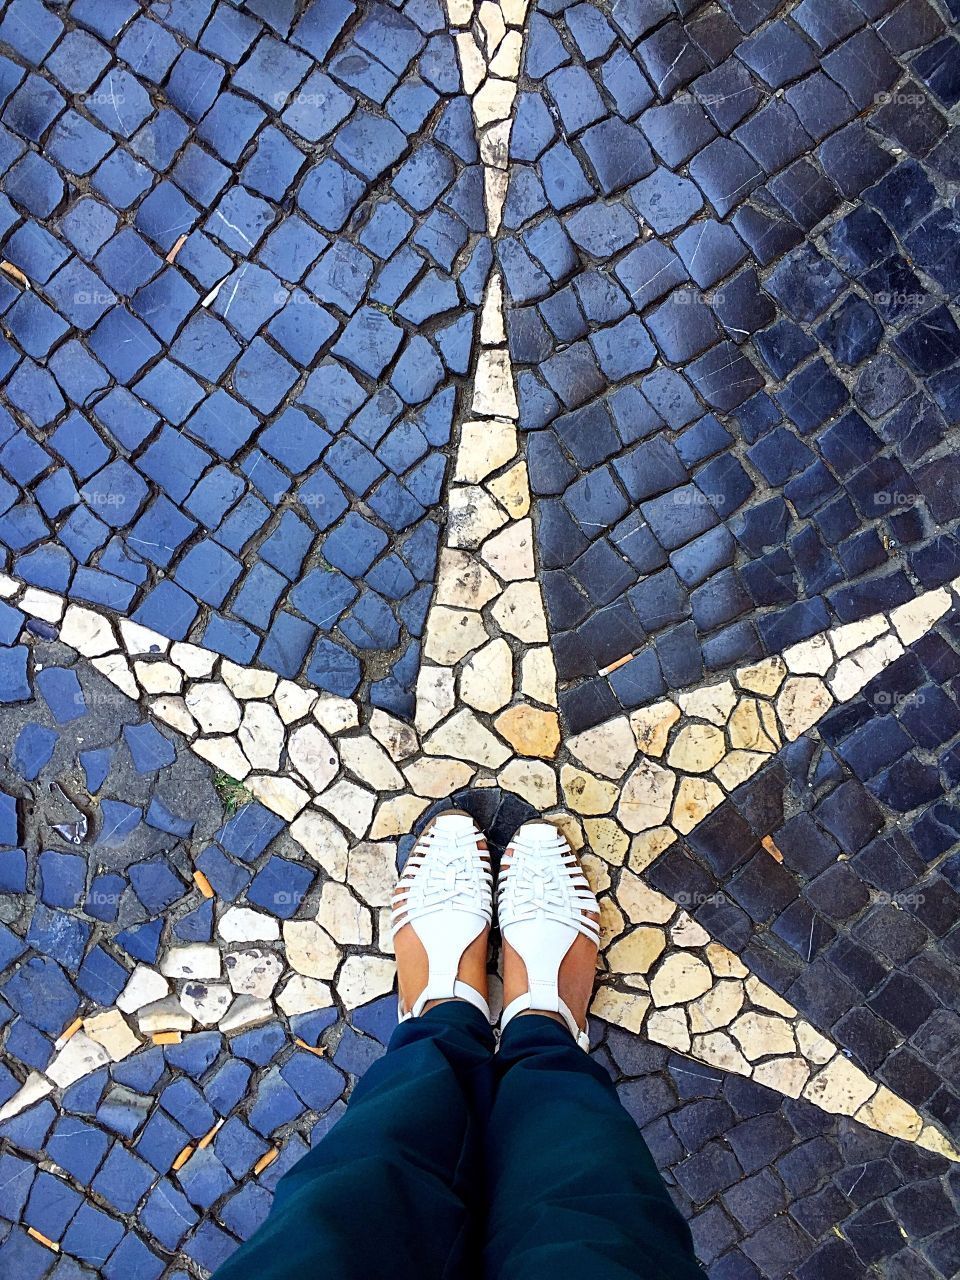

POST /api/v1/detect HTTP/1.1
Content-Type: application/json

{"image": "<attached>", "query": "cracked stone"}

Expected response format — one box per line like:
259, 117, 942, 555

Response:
568, 717, 636, 780
647, 1007, 691, 1052
455, 420, 517, 483
804, 1055, 876, 1115
288, 724, 339, 793
667, 722, 726, 772
561, 764, 618, 815
671, 775, 724, 834
650, 952, 712, 1007
488, 462, 530, 519
688, 980, 745, 1034
728, 698, 779, 752
368, 794, 430, 839
185, 682, 242, 734
436, 549, 499, 610
283, 920, 339, 981
448, 485, 509, 548
461, 637, 513, 712
630, 702, 680, 758
415, 666, 456, 734
424, 708, 512, 767
735, 655, 787, 695
591, 986, 650, 1034
481, 519, 536, 581
677, 682, 737, 726
339, 738, 404, 791
314, 779, 377, 838
691, 1031, 751, 1075
776, 675, 834, 740
730, 1011, 797, 1060
582, 817, 629, 866
425, 606, 489, 665
606, 925, 666, 974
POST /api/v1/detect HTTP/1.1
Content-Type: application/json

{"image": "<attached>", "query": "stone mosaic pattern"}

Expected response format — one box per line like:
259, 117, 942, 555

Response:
0, 0, 490, 715
507, 0, 960, 734
1, 0, 960, 1277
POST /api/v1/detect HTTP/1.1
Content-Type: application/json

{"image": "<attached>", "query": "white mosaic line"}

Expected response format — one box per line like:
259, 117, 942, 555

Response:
3, 0, 960, 1161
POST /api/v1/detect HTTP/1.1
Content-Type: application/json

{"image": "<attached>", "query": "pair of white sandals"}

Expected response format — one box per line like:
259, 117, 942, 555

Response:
391, 810, 600, 1050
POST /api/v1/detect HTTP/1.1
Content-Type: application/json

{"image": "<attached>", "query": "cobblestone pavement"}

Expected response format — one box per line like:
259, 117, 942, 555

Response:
0, 1, 959, 1277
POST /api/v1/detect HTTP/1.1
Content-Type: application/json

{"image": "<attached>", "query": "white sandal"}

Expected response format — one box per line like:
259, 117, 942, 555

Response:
391, 810, 493, 1022
498, 820, 599, 1051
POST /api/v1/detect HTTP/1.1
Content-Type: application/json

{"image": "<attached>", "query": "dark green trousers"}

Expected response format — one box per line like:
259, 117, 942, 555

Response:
214, 1003, 704, 1280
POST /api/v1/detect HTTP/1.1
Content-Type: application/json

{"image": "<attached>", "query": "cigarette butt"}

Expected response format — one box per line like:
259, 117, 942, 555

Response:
173, 1144, 194, 1171
254, 1148, 279, 1176
166, 233, 188, 263
193, 870, 214, 898
198, 1118, 224, 1150
27, 1228, 59, 1251
55, 1017, 83, 1049
294, 1038, 327, 1057
153, 1032, 182, 1045
0, 261, 29, 288
761, 835, 784, 863
599, 651, 635, 677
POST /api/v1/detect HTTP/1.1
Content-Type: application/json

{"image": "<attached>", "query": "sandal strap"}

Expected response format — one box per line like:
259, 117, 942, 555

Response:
500, 992, 590, 1051
400, 978, 491, 1023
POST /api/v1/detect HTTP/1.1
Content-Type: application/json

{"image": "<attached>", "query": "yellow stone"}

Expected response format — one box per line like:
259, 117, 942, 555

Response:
498, 758, 558, 807
746, 976, 796, 1017
368, 795, 430, 840
647, 1007, 691, 1052
671, 775, 724, 834
618, 759, 676, 833
461, 637, 513, 713
797, 1020, 836, 1065
581, 852, 611, 895
402, 757, 476, 798
688, 980, 744, 1034
728, 698, 778, 752
488, 461, 530, 518
598, 895, 626, 948
667, 722, 726, 772
730, 1011, 796, 1060
630, 701, 680, 757
804, 1056, 876, 1116
582, 817, 629, 866
855, 1085, 922, 1141
606, 926, 666, 975
561, 764, 618, 814
713, 750, 767, 790
618, 869, 674, 925
480, 519, 535, 581
735, 655, 787, 695
424, 708, 512, 768
436, 549, 499, 610
424, 606, 488, 665
568, 717, 636, 780
628, 827, 676, 872
494, 705, 560, 758
706, 943, 747, 979
454, 421, 516, 483
690, 1031, 750, 1075
753, 1057, 809, 1098
650, 952, 712, 1006
677, 681, 737, 725
590, 986, 650, 1034
776, 676, 834, 741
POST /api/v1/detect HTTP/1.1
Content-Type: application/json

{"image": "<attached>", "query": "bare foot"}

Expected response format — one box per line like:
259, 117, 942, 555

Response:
393, 824, 492, 1015
500, 841, 600, 1035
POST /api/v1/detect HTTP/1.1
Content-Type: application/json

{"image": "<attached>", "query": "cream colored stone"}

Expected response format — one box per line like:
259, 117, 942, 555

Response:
472, 75, 517, 127
117, 965, 169, 1013
520, 646, 556, 705
220, 996, 273, 1032
348, 843, 396, 908
796, 1020, 836, 1065
547, 810, 584, 852
830, 614, 888, 658
171, 641, 217, 677
667, 722, 726, 772
20, 587, 63, 621
478, 0, 505, 50
629, 701, 680, 758
193, 735, 250, 781
424, 708, 511, 767
179, 982, 232, 1025
120, 619, 168, 655
369, 710, 418, 761
583, 817, 629, 866
618, 759, 676, 833
246, 775, 310, 821
480, 519, 536, 581
152, 696, 197, 736
753, 1057, 810, 1098
670, 914, 710, 947
288, 723, 339, 793
461, 637, 513, 712
455, 420, 517, 483
338, 955, 396, 1010
315, 779, 377, 838
497, 758, 558, 808
425, 606, 489, 665
454, 29, 485, 92
627, 827, 676, 872
221, 660, 277, 699
403, 756, 476, 798
485, 164, 509, 236
916, 1126, 960, 1160
706, 943, 748, 978
590, 986, 650, 1034
746, 976, 796, 1017
650, 953, 712, 1006
0, 1074, 52, 1122
568, 718, 636, 780
736, 656, 787, 696
415, 665, 456, 734
339, 737, 404, 791
139, 997, 193, 1034
48, 1032, 110, 1087
274, 680, 317, 724
599, 895, 626, 948
369, 795, 430, 840
277, 976, 333, 1016
830, 633, 904, 700
379, 908, 395, 956
219, 908, 280, 943
489, 25, 522, 75
561, 765, 618, 815
283, 920, 339, 980
311, 694, 358, 734
480, 273, 506, 343
677, 681, 737, 726
488, 461, 530, 519
83, 1009, 139, 1061
691, 1031, 751, 1075
804, 1055, 876, 1115
713, 750, 768, 790
581, 853, 611, 895
480, 119, 511, 171
491, 581, 547, 642
671, 776, 724, 834
161, 944, 221, 980
436, 549, 499, 610
776, 675, 834, 740
186, 682, 241, 733
447, 485, 509, 548
60, 606, 117, 656
730, 1011, 796, 1060
647, 1007, 691, 1052
783, 634, 832, 675
238, 701, 284, 771
494, 705, 560, 758
318, 882, 372, 945
472, 346, 517, 416
606, 926, 666, 975
91, 653, 139, 699
688, 981, 744, 1034
134, 660, 181, 694
856, 1085, 922, 1140
890, 587, 950, 645
619, 870, 674, 925
728, 698, 778, 752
